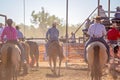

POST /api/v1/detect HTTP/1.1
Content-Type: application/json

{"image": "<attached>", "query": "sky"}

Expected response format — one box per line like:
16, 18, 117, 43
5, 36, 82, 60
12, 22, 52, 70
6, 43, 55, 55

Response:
0, 0, 120, 26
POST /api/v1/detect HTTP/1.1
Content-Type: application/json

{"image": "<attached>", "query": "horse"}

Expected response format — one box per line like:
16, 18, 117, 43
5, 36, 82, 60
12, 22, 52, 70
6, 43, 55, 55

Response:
19, 41, 30, 74
26, 41, 39, 68
47, 41, 64, 76
86, 41, 108, 80
0, 43, 21, 80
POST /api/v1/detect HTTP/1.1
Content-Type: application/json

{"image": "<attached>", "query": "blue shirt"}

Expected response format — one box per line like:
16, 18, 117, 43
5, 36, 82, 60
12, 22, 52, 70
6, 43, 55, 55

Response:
46, 27, 59, 41
115, 10, 120, 18
16, 30, 24, 39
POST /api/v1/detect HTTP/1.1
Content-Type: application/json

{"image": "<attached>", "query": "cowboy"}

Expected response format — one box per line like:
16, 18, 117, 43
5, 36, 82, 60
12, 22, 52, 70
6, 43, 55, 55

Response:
114, 6, 120, 19
16, 26, 24, 41
98, 5, 107, 19
84, 16, 110, 62
45, 21, 59, 55
82, 18, 91, 36
1, 19, 26, 64
107, 18, 120, 44
69, 32, 76, 43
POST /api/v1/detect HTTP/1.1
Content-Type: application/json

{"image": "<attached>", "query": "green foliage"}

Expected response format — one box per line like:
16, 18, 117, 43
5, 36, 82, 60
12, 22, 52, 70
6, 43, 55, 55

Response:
18, 7, 83, 38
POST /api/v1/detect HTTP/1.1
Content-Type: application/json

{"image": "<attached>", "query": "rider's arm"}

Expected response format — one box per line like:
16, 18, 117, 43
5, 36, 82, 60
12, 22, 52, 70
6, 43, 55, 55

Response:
87, 24, 93, 37
102, 25, 107, 36
46, 29, 50, 40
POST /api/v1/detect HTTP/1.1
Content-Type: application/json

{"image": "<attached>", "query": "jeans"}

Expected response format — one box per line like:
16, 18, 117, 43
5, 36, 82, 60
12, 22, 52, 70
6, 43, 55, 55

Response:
84, 37, 110, 62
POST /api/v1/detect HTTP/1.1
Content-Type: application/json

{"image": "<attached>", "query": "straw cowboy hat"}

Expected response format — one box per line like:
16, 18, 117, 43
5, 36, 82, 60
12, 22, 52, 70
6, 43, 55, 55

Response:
94, 16, 101, 20
52, 20, 58, 25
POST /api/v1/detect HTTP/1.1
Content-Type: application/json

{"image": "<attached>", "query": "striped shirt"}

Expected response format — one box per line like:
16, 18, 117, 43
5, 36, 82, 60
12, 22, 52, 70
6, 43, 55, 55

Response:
88, 23, 106, 38
1, 26, 17, 41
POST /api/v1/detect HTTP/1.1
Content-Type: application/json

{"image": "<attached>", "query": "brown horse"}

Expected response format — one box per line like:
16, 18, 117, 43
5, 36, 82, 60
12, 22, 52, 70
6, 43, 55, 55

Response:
26, 41, 39, 68
47, 41, 64, 76
0, 43, 21, 80
86, 41, 108, 80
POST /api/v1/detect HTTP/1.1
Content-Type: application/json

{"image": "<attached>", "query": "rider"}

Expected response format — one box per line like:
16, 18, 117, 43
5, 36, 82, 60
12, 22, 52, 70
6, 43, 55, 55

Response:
1, 19, 26, 64
98, 5, 108, 20
45, 21, 59, 56
84, 16, 110, 62
69, 32, 76, 43
114, 6, 120, 19
107, 18, 120, 44
16, 26, 24, 41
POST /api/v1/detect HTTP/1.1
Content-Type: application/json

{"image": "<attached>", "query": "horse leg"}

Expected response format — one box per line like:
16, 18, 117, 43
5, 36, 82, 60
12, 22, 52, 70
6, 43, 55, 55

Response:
58, 58, 62, 76
49, 57, 53, 72
35, 54, 39, 68
30, 53, 34, 67
53, 57, 57, 76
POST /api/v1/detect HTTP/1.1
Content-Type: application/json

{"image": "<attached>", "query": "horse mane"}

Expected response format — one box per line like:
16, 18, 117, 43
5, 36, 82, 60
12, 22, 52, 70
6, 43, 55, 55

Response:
48, 41, 60, 49
87, 41, 108, 79
93, 44, 101, 79
6, 46, 12, 68
48, 41, 64, 58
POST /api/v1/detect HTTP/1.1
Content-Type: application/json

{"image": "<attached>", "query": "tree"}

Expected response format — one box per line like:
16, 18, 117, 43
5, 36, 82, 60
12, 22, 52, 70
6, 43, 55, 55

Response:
31, 7, 65, 37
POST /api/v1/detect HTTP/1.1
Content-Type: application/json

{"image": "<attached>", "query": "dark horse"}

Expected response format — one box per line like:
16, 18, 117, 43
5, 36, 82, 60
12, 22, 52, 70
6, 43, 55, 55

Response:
26, 41, 39, 68
86, 41, 108, 80
19, 41, 30, 74
47, 41, 64, 76
0, 43, 21, 80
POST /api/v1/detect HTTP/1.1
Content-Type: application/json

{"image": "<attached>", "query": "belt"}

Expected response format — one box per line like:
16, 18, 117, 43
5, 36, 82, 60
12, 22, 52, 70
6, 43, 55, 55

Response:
92, 35, 102, 38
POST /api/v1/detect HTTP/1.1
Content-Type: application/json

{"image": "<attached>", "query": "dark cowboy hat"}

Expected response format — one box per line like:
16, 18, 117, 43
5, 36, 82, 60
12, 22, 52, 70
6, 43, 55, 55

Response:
16, 26, 20, 29
111, 18, 120, 23
116, 6, 120, 9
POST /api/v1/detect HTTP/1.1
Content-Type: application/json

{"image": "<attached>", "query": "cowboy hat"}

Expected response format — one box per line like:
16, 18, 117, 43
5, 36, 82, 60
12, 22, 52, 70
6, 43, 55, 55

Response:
116, 6, 120, 9
94, 16, 101, 20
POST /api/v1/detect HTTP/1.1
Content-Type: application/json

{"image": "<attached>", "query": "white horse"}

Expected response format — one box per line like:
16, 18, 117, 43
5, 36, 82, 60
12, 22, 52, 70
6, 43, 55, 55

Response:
86, 41, 108, 80
0, 43, 21, 80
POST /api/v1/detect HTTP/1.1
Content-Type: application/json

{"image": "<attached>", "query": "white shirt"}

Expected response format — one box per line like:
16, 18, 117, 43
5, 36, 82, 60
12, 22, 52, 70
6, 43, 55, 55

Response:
99, 8, 107, 17
70, 34, 76, 42
88, 23, 106, 38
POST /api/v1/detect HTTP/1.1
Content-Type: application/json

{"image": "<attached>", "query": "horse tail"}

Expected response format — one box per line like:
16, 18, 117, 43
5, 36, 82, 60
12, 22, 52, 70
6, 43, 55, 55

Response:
93, 45, 100, 79
6, 47, 12, 67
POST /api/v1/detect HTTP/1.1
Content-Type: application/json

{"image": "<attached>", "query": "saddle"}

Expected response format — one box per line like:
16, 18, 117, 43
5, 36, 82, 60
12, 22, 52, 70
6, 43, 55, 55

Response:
90, 37, 106, 47
6, 40, 18, 44
48, 40, 59, 48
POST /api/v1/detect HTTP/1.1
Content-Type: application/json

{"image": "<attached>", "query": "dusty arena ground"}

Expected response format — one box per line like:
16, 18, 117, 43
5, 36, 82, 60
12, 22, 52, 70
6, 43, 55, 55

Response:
17, 62, 119, 80
17, 44, 120, 80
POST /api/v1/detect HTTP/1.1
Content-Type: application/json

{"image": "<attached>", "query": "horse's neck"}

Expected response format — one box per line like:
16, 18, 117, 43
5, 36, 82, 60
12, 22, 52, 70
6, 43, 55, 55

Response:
50, 41, 60, 47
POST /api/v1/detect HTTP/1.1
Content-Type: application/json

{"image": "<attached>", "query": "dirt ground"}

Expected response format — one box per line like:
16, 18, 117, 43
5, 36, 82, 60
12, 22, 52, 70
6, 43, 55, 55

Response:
17, 62, 119, 80
17, 44, 120, 80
